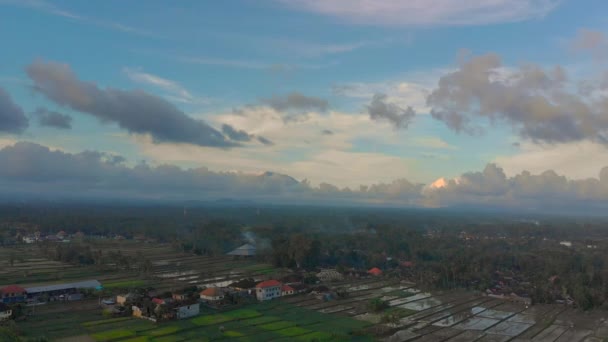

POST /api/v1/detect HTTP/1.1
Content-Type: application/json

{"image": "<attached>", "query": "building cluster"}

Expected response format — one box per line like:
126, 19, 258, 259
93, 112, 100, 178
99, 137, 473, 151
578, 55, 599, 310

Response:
1, 280, 101, 305
0, 280, 102, 321
107, 277, 314, 323
484, 271, 532, 305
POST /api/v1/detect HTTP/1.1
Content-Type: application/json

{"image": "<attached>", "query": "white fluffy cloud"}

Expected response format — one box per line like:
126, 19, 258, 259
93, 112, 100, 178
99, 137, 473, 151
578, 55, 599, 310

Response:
277, 0, 559, 27
494, 141, 608, 180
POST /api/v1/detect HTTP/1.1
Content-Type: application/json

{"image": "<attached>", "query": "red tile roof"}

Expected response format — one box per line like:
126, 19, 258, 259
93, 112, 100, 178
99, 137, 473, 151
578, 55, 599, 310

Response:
256, 280, 281, 288
1, 285, 26, 294
368, 267, 383, 276
281, 285, 295, 292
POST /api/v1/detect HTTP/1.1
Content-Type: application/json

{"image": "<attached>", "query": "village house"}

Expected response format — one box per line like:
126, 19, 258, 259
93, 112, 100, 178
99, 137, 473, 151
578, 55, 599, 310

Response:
172, 292, 187, 301
0, 303, 12, 321
281, 285, 295, 296
116, 293, 139, 306
200, 287, 224, 302
152, 298, 166, 305
175, 303, 199, 319
256, 280, 282, 301
1, 285, 27, 304
368, 267, 383, 276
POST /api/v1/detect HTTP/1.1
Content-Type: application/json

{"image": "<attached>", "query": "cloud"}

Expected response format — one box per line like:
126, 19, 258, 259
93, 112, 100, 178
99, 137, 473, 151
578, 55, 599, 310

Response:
0, 0, 154, 37
257, 136, 274, 146
494, 141, 608, 180
144, 106, 417, 187
26, 60, 236, 148
0, 141, 307, 201
571, 28, 608, 60
424, 53, 608, 144
0, 87, 28, 134
332, 78, 433, 113
277, 0, 560, 27
423, 163, 608, 210
413, 137, 456, 150
32, 107, 72, 129
221, 124, 252, 142
123, 68, 207, 105
321, 129, 334, 135
178, 56, 275, 70
367, 93, 415, 129
260, 92, 329, 112
2, 141, 607, 211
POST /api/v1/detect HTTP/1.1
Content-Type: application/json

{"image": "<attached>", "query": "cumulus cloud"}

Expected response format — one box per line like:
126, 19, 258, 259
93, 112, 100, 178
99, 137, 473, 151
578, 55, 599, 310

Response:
26, 60, 236, 148
32, 107, 72, 129
0, 87, 28, 134
424, 53, 608, 144
277, 0, 559, 27
424, 163, 608, 210
1, 141, 607, 211
367, 93, 415, 129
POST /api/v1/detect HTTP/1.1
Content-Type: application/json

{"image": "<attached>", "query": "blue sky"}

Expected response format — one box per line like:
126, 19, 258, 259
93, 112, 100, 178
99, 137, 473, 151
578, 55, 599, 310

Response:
2, 0, 608, 207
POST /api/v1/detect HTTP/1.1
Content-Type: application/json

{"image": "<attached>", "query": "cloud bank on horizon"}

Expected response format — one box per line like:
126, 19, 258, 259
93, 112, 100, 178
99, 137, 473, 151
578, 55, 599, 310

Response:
2, 0, 608, 211
0, 141, 606, 211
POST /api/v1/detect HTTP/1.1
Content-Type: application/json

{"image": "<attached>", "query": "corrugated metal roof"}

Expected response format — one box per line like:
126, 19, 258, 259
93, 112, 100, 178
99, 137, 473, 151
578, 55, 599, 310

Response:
25, 280, 101, 294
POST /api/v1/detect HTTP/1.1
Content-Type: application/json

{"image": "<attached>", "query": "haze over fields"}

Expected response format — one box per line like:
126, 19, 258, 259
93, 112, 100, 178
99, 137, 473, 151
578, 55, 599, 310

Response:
1, 0, 608, 212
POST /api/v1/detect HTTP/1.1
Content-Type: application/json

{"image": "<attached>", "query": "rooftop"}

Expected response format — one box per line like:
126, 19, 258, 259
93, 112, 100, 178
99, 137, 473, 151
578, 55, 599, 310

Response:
25, 280, 101, 294
200, 287, 224, 297
256, 280, 281, 288
0, 285, 26, 294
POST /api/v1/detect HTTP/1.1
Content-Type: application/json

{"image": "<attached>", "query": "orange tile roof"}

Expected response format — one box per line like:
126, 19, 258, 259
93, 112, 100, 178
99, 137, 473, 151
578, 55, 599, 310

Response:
256, 280, 281, 288
368, 267, 383, 276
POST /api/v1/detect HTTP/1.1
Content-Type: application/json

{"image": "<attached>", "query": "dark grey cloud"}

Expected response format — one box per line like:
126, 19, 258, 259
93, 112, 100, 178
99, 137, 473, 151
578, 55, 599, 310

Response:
32, 107, 72, 129
425, 53, 608, 144
221, 124, 252, 142
0, 87, 28, 133
257, 136, 274, 146
260, 92, 328, 112
321, 129, 334, 135
367, 93, 415, 129
26, 60, 235, 148
0, 141, 302, 200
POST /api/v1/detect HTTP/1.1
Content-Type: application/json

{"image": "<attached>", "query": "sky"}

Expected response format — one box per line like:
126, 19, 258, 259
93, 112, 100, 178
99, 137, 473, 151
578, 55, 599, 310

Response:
1, 0, 608, 210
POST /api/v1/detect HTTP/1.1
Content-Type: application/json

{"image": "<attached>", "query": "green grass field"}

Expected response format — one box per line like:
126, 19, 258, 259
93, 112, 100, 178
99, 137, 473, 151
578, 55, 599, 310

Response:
16, 301, 374, 342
